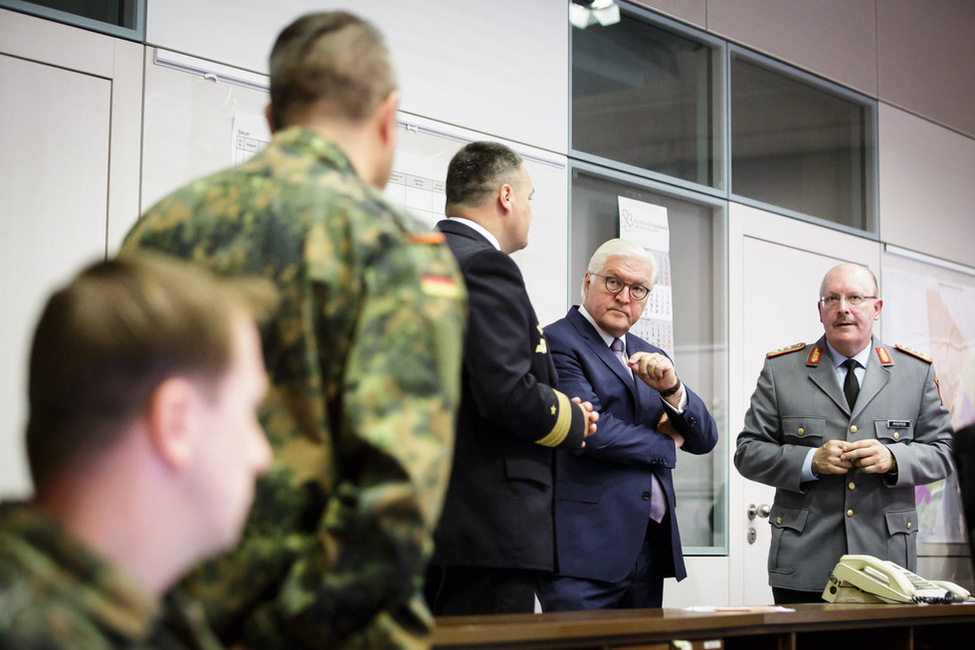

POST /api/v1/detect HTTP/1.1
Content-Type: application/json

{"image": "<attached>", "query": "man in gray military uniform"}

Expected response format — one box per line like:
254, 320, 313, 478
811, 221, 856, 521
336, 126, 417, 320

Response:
735, 262, 953, 604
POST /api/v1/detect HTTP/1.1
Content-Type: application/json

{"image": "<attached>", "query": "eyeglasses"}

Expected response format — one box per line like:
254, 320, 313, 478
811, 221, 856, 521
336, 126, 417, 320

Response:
819, 295, 877, 309
592, 273, 651, 301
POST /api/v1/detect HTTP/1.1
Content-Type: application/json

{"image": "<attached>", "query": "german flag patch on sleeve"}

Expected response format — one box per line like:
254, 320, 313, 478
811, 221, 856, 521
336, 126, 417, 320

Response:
420, 274, 461, 298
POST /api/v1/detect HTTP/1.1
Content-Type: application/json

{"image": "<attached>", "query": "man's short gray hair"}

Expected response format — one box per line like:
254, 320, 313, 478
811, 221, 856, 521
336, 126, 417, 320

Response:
582, 238, 659, 300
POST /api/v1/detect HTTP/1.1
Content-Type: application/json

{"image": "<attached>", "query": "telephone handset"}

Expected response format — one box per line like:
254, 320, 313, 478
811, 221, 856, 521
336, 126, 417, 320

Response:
823, 554, 971, 604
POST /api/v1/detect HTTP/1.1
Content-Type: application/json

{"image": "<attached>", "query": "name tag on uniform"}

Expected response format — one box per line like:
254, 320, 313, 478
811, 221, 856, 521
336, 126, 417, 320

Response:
887, 420, 911, 428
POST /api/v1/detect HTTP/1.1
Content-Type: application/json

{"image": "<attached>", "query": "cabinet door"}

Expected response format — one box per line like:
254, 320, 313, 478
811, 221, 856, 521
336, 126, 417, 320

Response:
728, 202, 881, 605
0, 10, 142, 497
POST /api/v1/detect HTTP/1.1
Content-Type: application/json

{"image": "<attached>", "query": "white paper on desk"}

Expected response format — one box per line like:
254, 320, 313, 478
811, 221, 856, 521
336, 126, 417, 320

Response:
682, 606, 795, 613
232, 113, 271, 165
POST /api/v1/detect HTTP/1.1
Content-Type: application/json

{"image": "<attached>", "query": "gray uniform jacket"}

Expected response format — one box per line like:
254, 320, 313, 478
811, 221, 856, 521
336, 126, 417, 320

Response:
735, 335, 953, 592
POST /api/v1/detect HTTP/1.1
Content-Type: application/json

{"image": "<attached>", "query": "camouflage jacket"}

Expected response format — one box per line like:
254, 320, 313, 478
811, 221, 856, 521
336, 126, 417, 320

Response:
0, 503, 221, 649
121, 127, 466, 649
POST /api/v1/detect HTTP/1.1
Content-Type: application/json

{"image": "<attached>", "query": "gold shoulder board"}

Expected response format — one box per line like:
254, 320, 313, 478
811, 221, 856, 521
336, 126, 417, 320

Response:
895, 344, 933, 363
767, 342, 806, 359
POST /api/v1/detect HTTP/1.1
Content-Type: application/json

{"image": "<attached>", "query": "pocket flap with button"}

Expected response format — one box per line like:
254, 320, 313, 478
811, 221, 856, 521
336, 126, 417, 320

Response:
769, 504, 808, 532
782, 416, 825, 445
885, 510, 918, 536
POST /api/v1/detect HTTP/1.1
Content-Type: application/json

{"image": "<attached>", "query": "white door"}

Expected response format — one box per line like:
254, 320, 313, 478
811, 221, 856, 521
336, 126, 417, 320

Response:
727, 203, 881, 605
0, 11, 142, 497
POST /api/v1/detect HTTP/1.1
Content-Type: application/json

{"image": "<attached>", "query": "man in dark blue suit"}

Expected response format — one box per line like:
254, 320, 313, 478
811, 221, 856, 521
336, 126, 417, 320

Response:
536, 238, 718, 610
425, 141, 598, 615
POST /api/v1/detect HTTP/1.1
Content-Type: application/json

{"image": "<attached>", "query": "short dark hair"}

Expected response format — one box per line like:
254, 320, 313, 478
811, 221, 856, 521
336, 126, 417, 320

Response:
268, 11, 397, 131
445, 141, 524, 210
26, 253, 277, 487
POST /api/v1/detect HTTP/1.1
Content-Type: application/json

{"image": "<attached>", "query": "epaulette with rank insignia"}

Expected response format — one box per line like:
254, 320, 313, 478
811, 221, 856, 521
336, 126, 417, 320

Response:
766, 342, 806, 358
875, 346, 894, 367
805, 346, 823, 366
894, 344, 933, 364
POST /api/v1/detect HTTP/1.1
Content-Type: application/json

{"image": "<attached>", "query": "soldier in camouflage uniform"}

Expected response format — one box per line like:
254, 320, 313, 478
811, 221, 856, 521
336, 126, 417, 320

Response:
0, 507, 220, 650
0, 253, 276, 648
121, 11, 466, 650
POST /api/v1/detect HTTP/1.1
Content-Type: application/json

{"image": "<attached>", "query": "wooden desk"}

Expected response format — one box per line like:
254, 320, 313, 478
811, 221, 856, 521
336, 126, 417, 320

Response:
433, 603, 975, 649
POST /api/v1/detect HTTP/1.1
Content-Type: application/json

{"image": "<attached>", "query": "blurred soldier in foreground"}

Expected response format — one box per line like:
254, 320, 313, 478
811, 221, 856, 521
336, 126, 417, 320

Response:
123, 11, 466, 649
0, 253, 275, 648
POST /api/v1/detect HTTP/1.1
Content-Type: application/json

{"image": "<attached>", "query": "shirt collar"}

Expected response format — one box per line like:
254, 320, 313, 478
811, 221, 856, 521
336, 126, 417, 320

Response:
444, 217, 501, 251
825, 340, 873, 369
577, 305, 619, 350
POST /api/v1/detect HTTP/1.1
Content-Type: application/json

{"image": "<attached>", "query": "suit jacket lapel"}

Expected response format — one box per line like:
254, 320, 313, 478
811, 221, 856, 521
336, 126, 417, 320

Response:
568, 309, 639, 402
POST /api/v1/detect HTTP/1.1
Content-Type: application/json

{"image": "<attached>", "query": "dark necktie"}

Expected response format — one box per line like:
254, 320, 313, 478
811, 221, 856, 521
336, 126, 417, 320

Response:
843, 358, 860, 408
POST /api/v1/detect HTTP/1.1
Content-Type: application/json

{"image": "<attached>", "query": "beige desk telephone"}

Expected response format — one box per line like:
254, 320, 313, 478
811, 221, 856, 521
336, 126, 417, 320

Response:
823, 554, 971, 604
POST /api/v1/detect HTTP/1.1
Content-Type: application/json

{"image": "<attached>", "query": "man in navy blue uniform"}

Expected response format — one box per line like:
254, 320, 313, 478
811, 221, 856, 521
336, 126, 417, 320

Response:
536, 238, 718, 610
425, 141, 598, 615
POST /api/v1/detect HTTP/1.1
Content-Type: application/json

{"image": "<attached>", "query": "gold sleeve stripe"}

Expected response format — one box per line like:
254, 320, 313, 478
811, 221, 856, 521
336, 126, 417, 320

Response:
536, 390, 572, 448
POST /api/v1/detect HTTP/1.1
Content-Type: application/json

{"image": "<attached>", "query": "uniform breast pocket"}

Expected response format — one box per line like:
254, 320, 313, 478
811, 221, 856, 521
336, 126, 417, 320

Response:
781, 416, 825, 447
875, 419, 914, 444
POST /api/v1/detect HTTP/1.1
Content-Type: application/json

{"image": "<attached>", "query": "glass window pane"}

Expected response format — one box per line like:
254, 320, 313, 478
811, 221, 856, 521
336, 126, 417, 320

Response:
569, 166, 728, 551
730, 52, 875, 231
26, 0, 123, 25
572, 11, 720, 188
0, 0, 143, 37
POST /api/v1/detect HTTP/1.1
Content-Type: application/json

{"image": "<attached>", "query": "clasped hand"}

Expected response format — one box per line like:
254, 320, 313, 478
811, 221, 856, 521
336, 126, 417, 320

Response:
812, 438, 895, 475
571, 397, 599, 446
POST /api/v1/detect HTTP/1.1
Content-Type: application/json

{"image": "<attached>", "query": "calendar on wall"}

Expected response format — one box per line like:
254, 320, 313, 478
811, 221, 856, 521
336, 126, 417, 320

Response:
618, 196, 674, 359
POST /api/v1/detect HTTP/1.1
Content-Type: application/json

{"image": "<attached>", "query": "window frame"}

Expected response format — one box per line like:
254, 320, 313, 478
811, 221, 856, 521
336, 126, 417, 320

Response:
569, 3, 880, 239
0, 0, 145, 41
569, 3, 728, 199
728, 44, 879, 238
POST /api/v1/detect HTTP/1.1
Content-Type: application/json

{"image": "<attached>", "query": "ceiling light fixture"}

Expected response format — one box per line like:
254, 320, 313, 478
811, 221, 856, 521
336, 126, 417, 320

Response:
570, 0, 621, 30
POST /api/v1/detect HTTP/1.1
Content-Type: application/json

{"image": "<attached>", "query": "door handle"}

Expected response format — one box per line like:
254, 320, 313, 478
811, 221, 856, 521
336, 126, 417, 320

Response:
748, 503, 770, 520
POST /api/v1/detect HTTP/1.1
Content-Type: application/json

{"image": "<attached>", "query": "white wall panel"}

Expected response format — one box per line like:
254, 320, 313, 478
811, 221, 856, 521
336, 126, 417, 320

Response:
707, 0, 878, 97
878, 103, 975, 269
629, 0, 707, 29
145, 0, 569, 153
877, 0, 975, 140
0, 11, 143, 497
